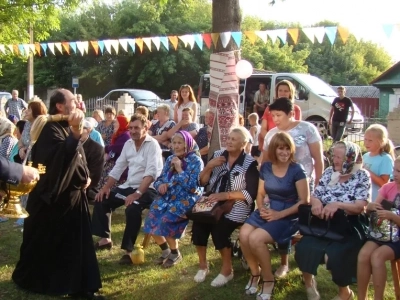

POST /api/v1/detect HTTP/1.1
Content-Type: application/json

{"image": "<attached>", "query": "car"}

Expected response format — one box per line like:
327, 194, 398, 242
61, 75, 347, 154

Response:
0, 92, 12, 100
96, 89, 162, 113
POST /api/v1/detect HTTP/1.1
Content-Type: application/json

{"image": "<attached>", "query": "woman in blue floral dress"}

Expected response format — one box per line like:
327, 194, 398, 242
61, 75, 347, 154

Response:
144, 130, 203, 268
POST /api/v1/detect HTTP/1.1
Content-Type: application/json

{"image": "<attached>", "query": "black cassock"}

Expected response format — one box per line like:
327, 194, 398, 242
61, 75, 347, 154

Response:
12, 121, 102, 296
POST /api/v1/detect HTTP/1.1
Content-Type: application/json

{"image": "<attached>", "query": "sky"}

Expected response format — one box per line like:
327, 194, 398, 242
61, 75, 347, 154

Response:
239, 0, 400, 62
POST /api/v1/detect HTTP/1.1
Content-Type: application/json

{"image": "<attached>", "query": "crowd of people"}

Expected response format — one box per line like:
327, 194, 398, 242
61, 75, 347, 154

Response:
0, 83, 399, 300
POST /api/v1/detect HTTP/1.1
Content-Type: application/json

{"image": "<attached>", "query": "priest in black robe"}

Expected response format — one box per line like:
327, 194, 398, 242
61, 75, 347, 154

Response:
12, 89, 104, 300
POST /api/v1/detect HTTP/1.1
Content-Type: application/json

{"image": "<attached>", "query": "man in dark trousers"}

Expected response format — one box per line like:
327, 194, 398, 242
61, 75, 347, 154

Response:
12, 89, 104, 300
329, 86, 354, 142
0, 157, 39, 184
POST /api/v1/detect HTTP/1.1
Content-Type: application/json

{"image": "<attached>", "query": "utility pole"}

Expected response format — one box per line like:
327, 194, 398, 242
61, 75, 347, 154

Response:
27, 24, 34, 101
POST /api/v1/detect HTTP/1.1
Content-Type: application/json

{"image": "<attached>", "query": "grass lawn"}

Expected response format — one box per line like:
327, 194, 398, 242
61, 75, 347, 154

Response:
0, 210, 395, 300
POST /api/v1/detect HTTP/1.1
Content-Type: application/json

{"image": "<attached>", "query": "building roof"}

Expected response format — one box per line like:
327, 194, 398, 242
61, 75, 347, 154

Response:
331, 86, 379, 98
370, 61, 400, 85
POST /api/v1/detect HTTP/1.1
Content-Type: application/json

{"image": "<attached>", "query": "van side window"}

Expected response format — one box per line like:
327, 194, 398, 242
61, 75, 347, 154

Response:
276, 77, 307, 100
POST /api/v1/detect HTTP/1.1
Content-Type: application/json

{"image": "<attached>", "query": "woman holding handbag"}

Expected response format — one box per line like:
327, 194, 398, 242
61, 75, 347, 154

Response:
191, 127, 259, 287
239, 132, 309, 300
295, 141, 371, 300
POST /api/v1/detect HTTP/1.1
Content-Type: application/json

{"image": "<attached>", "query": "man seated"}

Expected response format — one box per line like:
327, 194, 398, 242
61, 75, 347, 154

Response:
92, 113, 163, 265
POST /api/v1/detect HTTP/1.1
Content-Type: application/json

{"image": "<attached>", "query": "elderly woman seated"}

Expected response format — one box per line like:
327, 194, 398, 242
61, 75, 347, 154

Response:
294, 141, 371, 300
191, 127, 259, 287
143, 131, 203, 268
239, 132, 309, 300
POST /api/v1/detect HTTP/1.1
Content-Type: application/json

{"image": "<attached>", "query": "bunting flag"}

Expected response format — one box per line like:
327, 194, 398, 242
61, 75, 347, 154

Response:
1, 24, 399, 57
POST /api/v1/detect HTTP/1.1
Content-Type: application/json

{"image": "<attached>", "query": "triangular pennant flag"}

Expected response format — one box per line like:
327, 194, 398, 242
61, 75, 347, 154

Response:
13, 45, 19, 55
29, 44, 35, 54
103, 40, 112, 54
69, 42, 77, 54
325, 26, 337, 45
231, 32, 242, 47
76, 41, 85, 55
211, 33, 220, 47
142, 37, 152, 52
186, 35, 195, 49
83, 41, 89, 54
18, 45, 25, 56
40, 43, 47, 55
127, 39, 135, 53
337, 26, 350, 44
244, 31, 257, 44
47, 42, 55, 55
287, 28, 299, 44
136, 38, 144, 53
160, 37, 169, 51
266, 30, 278, 44
119, 39, 128, 52
178, 34, 189, 47
275, 29, 287, 44
98, 41, 105, 54
35, 43, 41, 56
110, 40, 119, 54
313, 27, 326, 44
151, 36, 160, 51
54, 42, 62, 54
90, 41, 99, 55
62, 42, 70, 55
23, 44, 30, 56
168, 36, 178, 50
193, 34, 203, 50
7, 45, 14, 54
396, 23, 400, 32
220, 32, 232, 48
0, 45, 5, 54
255, 30, 268, 43
302, 28, 315, 43
202, 33, 212, 49
382, 24, 394, 39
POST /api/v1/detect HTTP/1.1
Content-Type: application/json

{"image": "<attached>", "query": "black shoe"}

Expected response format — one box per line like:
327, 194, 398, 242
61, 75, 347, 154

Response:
119, 254, 133, 265
94, 241, 113, 251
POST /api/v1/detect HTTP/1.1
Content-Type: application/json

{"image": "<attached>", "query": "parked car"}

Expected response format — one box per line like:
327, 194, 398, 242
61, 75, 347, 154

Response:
0, 92, 12, 101
96, 89, 162, 115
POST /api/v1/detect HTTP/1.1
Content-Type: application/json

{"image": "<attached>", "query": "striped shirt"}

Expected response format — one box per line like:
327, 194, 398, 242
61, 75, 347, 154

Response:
4, 98, 28, 120
207, 150, 259, 223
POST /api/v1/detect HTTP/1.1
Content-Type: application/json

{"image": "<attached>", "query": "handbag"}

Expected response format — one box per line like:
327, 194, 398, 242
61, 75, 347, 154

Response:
368, 200, 399, 242
298, 204, 352, 241
186, 169, 235, 224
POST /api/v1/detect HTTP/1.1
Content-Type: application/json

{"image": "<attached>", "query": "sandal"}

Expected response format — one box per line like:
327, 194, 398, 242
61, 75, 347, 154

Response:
257, 280, 275, 300
244, 274, 260, 295
162, 254, 182, 268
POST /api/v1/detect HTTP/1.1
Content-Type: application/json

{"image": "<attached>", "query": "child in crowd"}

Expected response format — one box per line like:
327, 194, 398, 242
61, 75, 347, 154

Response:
238, 114, 252, 154
357, 155, 400, 300
363, 124, 395, 201
248, 113, 261, 159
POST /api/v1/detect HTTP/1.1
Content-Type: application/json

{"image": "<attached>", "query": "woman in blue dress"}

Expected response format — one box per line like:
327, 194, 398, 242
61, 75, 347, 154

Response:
239, 132, 310, 300
144, 130, 203, 268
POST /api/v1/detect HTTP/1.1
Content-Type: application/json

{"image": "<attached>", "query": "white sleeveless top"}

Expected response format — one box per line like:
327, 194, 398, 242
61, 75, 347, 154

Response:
252, 124, 261, 146
176, 101, 196, 122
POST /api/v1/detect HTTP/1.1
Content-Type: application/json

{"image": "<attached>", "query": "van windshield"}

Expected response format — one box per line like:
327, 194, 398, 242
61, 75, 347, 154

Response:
200, 76, 210, 98
296, 74, 337, 99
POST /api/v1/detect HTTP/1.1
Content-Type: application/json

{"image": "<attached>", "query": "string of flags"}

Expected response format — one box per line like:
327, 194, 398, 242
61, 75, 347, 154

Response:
0, 24, 399, 57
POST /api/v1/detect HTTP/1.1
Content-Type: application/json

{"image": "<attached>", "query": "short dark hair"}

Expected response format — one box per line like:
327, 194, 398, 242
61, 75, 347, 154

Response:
15, 120, 26, 134
269, 97, 293, 115
104, 106, 116, 115
28, 101, 48, 118
49, 90, 66, 115
130, 113, 148, 128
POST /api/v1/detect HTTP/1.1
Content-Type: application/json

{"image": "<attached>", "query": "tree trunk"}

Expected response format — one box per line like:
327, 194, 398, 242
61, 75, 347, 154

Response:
208, 0, 241, 158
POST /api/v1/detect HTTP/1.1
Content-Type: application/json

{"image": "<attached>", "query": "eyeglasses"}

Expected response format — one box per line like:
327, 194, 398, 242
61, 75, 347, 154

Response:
180, 84, 190, 88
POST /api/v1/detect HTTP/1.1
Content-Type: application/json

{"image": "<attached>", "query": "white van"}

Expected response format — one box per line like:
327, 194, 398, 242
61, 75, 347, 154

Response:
197, 72, 364, 138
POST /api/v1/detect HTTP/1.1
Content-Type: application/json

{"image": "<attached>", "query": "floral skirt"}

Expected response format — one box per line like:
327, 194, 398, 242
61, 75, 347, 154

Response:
97, 160, 126, 190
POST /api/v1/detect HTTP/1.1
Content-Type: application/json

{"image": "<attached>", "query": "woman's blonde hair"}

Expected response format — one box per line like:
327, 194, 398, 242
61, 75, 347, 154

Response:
365, 124, 395, 159
157, 104, 170, 116
275, 80, 295, 102
230, 127, 250, 144
177, 84, 197, 108
135, 106, 149, 118
93, 110, 104, 120
268, 132, 296, 164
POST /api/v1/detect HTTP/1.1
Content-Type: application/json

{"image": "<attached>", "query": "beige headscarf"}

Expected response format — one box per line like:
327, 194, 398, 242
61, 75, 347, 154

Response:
0, 117, 15, 140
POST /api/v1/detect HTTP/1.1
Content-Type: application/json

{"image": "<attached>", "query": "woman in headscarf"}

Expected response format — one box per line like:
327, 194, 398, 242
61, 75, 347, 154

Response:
97, 115, 130, 189
295, 141, 370, 300
143, 130, 203, 268
0, 117, 17, 160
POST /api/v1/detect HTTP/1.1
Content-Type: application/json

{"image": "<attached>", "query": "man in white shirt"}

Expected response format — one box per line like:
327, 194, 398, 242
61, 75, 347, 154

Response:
92, 113, 163, 265
165, 90, 178, 119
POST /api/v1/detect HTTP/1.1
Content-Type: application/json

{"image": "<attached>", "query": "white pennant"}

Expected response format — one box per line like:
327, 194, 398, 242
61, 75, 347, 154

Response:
178, 34, 190, 47
103, 40, 112, 54
55, 42, 63, 54
255, 30, 268, 43
83, 41, 89, 54
23, 44, 30, 56
220, 32, 231, 48
76, 41, 85, 55
151, 36, 160, 51
302, 28, 315, 43
143, 37, 152, 51
0, 44, 5, 54
7, 45, 13, 53
266, 30, 278, 44
313, 27, 326, 44
119, 39, 128, 52
47, 42, 56, 55
275, 29, 287, 44
110, 40, 119, 54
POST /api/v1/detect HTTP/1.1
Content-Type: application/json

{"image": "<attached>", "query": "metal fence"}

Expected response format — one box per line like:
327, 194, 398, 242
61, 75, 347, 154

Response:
85, 97, 117, 116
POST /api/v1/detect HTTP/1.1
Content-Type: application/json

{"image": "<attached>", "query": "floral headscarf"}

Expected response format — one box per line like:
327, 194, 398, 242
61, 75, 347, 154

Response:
0, 117, 15, 140
328, 141, 363, 186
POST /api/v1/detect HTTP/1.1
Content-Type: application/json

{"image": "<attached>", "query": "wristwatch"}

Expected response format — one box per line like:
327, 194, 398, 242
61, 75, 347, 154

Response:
135, 190, 142, 196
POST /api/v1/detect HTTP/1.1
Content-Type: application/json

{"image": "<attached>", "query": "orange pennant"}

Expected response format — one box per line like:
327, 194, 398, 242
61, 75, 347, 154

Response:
168, 36, 178, 50
62, 42, 70, 55
136, 38, 144, 53
287, 28, 299, 44
244, 31, 257, 44
13, 45, 19, 55
337, 26, 350, 44
35, 43, 41, 56
90, 41, 99, 55
202, 33, 212, 49
210, 33, 219, 48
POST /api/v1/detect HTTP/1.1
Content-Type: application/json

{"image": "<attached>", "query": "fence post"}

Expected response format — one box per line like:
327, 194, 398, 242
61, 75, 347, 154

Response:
387, 106, 400, 146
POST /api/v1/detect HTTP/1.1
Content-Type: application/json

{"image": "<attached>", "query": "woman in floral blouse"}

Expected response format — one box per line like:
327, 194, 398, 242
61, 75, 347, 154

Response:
97, 106, 116, 147
143, 130, 203, 268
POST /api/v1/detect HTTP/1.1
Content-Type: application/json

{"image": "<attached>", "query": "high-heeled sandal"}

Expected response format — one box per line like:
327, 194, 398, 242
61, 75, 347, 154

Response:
244, 274, 260, 295
257, 280, 275, 300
